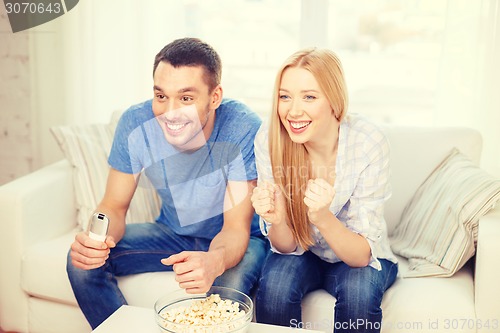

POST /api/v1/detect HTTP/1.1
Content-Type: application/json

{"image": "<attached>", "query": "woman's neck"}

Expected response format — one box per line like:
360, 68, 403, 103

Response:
305, 128, 339, 184
304, 122, 340, 163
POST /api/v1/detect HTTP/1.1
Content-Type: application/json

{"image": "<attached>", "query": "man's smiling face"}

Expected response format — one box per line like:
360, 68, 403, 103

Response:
152, 61, 218, 151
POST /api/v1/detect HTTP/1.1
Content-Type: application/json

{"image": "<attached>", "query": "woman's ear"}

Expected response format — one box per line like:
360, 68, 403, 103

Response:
331, 107, 340, 121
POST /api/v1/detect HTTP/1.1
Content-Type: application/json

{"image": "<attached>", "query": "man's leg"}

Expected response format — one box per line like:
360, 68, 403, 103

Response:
255, 251, 324, 327
212, 235, 269, 296
66, 223, 207, 329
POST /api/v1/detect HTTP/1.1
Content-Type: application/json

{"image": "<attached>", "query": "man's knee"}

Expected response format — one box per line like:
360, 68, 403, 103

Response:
66, 249, 79, 277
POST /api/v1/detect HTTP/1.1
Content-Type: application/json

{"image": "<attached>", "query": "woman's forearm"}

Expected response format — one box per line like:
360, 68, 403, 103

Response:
268, 221, 298, 253
316, 213, 371, 267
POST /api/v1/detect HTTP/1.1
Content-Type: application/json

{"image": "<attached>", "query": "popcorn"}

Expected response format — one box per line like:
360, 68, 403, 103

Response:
158, 294, 248, 333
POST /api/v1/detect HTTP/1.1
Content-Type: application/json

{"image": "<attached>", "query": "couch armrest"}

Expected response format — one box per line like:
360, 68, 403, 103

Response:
0, 160, 77, 332
0, 159, 77, 245
475, 203, 500, 331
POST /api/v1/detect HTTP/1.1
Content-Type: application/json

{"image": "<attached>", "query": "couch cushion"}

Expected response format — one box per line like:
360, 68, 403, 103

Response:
22, 231, 79, 304
21, 230, 179, 307
301, 257, 476, 333
50, 122, 161, 231
390, 148, 500, 277
381, 258, 476, 333
382, 126, 482, 234
23, 235, 476, 333
28, 297, 92, 333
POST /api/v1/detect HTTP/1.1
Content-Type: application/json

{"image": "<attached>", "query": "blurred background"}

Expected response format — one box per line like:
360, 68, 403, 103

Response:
1, 0, 499, 185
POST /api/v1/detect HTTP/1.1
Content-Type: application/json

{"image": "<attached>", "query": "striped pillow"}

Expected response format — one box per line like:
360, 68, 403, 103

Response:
51, 123, 160, 231
391, 148, 500, 277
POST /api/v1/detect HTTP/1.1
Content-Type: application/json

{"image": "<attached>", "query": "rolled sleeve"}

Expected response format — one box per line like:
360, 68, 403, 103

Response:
346, 132, 391, 270
255, 126, 304, 255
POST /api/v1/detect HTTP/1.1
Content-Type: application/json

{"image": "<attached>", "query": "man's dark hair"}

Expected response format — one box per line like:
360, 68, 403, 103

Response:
153, 37, 222, 91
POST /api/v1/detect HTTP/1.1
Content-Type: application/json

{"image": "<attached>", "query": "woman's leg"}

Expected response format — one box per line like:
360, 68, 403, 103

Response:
324, 259, 398, 333
66, 223, 207, 329
255, 251, 324, 327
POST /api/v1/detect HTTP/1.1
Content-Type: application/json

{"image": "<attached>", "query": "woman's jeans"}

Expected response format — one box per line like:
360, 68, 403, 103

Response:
256, 251, 398, 333
67, 223, 269, 329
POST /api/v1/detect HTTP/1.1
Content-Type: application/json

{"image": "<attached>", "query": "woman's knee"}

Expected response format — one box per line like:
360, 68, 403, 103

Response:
334, 266, 385, 314
257, 255, 311, 305
256, 278, 299, 315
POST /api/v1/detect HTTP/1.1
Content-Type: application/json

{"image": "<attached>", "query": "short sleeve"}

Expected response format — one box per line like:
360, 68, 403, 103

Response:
224, 102, 261, 181
108, 110, 149, 175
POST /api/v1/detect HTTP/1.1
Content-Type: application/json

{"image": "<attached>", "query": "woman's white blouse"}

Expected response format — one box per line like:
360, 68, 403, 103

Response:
254, 114, 398, 270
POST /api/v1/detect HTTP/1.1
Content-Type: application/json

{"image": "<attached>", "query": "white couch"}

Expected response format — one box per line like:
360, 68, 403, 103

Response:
1, 126, 500, 333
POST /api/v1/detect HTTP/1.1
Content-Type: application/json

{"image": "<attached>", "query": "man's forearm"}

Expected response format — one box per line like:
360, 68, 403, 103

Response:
209, 228, 250, 272
94, 203, 127, 243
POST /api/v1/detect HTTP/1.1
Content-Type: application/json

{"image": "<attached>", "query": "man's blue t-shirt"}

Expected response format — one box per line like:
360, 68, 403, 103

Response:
108, 98, 262, 239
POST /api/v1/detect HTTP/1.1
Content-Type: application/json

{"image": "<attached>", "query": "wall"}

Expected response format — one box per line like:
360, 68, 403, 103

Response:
0, 10, 66, 186
0, 12, 33, 185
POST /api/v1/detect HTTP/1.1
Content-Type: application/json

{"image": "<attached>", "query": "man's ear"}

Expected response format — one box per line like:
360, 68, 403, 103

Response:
211, 85, 223, 109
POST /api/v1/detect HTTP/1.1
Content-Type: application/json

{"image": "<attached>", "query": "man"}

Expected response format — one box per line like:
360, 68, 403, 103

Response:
67, 37, 267, 329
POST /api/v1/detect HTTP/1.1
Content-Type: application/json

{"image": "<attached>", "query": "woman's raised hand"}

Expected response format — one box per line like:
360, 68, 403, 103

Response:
251, 181, 286, 225
304, 178, 336, 227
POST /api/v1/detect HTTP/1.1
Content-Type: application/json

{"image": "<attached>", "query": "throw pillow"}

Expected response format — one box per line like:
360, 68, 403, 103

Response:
50, 122, 160, 231
391, 148, 500, 277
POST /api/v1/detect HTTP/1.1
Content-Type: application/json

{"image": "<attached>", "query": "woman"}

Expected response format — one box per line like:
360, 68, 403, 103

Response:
251, 48, 398, 333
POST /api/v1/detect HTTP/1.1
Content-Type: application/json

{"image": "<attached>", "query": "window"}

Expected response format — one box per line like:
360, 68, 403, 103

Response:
177, 0, 450, 125
326, 1, 448, 125
44, 0, 500, 173
182, 0, 302, 118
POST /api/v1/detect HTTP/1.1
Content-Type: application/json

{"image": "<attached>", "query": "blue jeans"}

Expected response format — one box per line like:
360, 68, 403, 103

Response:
67, 223, 268, 329
256, 251, 398, 333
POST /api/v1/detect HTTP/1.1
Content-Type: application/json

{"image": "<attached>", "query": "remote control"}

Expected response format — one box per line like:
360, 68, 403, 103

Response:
88, 212, 109, 242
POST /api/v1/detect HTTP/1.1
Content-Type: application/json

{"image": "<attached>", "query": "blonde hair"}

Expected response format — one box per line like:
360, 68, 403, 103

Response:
268, 48, 348, 250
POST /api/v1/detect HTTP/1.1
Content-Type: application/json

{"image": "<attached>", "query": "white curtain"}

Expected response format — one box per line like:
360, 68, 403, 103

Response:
436, 0, 500, 175
58, 0, 188, 124
31, 0, 500, 174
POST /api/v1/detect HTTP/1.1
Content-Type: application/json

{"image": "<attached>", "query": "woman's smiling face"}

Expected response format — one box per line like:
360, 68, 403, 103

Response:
277, 67, 337, 145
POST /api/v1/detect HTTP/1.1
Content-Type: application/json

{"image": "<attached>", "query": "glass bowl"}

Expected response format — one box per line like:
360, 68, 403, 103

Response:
154, 286, 253, 333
